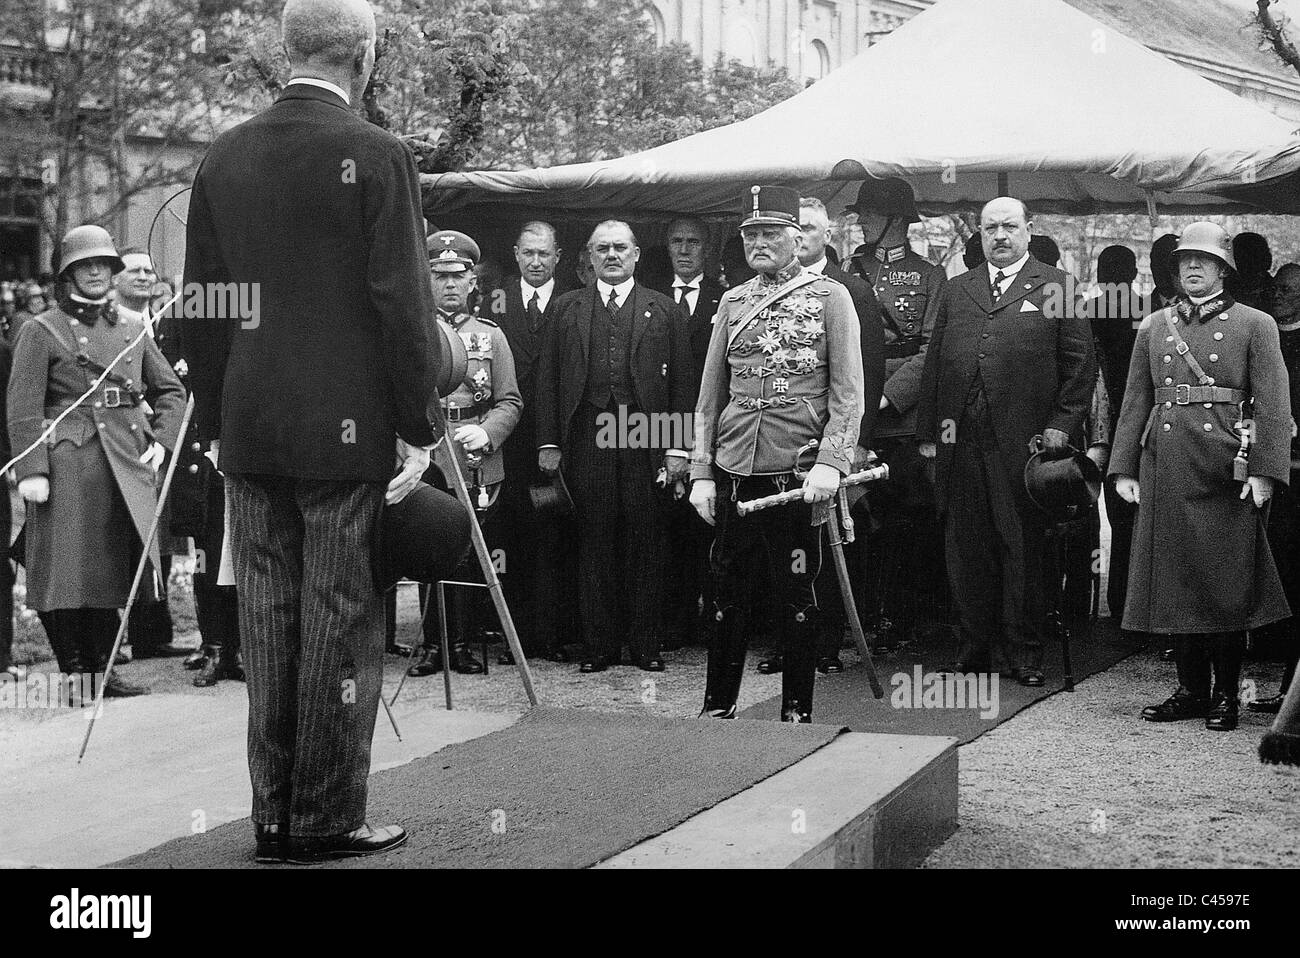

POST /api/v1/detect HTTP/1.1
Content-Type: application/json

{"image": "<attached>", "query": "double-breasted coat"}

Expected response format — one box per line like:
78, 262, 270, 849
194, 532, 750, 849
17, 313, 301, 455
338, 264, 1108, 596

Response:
437, 311, 522, 489
7, 303, 186, 611
1109, 298, 1292, 634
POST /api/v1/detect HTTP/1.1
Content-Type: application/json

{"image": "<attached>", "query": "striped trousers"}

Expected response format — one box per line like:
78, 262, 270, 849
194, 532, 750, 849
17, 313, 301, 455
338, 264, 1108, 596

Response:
226, 475, 385, 837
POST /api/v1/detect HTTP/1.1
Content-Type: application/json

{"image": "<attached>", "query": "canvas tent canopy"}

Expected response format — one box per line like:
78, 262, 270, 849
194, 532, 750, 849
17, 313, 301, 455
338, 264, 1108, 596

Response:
422, 0, 1300, 224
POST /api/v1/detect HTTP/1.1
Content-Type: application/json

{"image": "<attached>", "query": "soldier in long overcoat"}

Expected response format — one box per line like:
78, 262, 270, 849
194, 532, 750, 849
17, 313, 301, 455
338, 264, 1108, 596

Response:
7, 226, 185, 698
1110, 223, 1291, 732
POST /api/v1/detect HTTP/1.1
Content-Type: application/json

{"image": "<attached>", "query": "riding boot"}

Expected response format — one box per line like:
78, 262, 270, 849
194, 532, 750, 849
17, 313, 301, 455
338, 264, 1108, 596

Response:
1206, 631, 1245, 731
1173, 634, 1212, 700
780, 606, 819, 723
701, 605, 748, 718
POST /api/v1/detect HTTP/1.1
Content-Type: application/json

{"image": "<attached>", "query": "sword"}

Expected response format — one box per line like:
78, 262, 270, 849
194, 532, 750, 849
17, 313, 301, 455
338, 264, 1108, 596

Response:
736, 461, 889, 700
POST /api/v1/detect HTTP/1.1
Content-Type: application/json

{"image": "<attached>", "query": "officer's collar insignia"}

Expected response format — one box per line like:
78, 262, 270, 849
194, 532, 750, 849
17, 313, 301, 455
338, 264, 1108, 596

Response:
874, 245, 906, 264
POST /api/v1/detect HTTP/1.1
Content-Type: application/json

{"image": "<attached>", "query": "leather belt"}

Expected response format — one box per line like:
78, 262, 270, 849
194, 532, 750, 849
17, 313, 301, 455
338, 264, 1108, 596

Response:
99, 386, 141, 408
445, 403, 489, 422
1153, 385, 1245, 406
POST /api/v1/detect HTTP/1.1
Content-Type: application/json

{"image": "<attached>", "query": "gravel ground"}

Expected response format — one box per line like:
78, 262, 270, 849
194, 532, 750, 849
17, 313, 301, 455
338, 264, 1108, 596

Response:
923, 646, 1299, 869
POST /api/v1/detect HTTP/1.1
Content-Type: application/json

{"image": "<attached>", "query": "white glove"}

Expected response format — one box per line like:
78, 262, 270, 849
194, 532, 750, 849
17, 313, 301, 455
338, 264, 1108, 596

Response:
801, 463, 841, 503
689, 478, 716, 526
140, 442, 165, 473
204, 438, 221, 472
388, 438, 431, 505
1115, 475, 1139, 505
452, 423, 491, 452
18, 475, 49, 504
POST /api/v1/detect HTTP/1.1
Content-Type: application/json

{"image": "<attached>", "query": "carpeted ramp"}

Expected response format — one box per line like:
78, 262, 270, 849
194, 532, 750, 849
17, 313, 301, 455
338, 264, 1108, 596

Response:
115, 706, 840, 869
740, 618, 1143, 743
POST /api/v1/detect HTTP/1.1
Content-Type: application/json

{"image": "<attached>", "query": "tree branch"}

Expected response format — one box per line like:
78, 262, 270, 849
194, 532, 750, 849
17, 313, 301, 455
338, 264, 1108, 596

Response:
1256, 0, 1300, 77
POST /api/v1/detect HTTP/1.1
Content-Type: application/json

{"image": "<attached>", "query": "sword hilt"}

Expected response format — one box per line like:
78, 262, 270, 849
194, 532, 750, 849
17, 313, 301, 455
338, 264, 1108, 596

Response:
735, 464, 889, 516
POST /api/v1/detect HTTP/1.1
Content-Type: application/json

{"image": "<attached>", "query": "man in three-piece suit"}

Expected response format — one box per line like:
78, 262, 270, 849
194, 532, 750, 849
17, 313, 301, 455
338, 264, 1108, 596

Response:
181, 0, 439, 864
658, 217, 725, 649
535, 220, 697, 673
491, 221, 576, 662
916, 197, 1095, 686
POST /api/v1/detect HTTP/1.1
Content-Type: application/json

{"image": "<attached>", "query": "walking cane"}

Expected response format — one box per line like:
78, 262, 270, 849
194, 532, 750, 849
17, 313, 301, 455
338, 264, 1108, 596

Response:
79, 394, 194, 761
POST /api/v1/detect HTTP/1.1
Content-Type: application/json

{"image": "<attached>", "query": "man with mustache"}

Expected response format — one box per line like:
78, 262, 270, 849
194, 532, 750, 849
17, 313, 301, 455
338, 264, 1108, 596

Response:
536, 220, 695, 673
690, 186, 865, 723
916, 197, 1095, 686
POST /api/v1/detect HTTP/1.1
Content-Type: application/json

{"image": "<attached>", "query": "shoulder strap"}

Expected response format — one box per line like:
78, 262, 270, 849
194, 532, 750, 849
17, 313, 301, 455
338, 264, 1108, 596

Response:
32, 311, 143, 399
1162, 307, 1212, 386
726, 272, 822, 350
32, 312, 79, 356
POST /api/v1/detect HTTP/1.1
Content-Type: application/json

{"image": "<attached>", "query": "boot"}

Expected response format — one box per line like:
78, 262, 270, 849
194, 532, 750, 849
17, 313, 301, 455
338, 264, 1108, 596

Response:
1142, 687, 1212, 722
194, 643, 244, 687
182, 647, 209, 670
407, 645, 442, 677
449, 644, 485, 675
80, 609, 150, 698
780, 606, 819, 723
38, 611, 88, 707
700, 606, 747, 719
1205, 693, 1239, 731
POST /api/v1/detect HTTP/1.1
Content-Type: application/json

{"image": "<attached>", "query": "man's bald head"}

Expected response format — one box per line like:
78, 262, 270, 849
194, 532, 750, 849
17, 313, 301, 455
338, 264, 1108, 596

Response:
979, 196, 1032, 270
282, 0, 376, 70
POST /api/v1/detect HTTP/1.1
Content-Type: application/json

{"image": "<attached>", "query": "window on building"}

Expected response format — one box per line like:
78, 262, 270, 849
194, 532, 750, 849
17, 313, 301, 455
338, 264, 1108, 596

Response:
805, 38, 831, 81
644, 4, 667, 46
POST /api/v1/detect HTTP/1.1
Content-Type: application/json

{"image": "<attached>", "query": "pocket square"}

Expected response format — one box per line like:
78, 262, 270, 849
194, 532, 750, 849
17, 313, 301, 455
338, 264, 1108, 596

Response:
1020, 300, 1041, 312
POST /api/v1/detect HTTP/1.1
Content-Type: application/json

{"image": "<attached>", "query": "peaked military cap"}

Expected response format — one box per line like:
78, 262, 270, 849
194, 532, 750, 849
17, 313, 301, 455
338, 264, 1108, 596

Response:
428, 230, 481, 273
740, 185, 800, 229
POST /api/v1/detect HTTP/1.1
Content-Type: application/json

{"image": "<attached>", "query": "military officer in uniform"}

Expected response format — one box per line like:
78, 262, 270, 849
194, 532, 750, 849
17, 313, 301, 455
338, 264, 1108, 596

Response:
407, 230, 522, 676
690, 186, 865, 723
843, 178, 948, 652
7, 225, 186, 699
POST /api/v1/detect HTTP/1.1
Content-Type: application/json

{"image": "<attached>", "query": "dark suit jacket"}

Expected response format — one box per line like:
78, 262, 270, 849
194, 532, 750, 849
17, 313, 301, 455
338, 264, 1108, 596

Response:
536, 282, 696, 455
181, 84, 438, 482
823, 262, 887, 448
916, 256, 1095, 513
494, 277, 566, 487
658, 277, 725, 387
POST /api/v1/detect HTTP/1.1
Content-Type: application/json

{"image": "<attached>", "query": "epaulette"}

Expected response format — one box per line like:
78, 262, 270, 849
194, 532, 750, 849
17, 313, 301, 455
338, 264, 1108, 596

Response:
474, 315, 499, 329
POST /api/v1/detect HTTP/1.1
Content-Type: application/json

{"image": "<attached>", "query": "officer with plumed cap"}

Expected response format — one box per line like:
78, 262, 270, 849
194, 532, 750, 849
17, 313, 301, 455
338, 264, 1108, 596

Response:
406, 229, 522, 677
690, 185, 865, 722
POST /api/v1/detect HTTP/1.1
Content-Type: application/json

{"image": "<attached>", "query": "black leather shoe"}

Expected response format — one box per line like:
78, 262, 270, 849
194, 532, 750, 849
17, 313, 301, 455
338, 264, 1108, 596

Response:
1247, 693, 1286, 714
182, 648, 208, 670
579, 656, 609, 674
1017, 668, 1045, 688
756, 654, 783, 674
254, 823, 288, 864
638, 656, 666, 672
385, 641, 412, 656
194, 646, 245, 688
1205, 695, 1239, 731
449, 647, 485, 675
498, 649, 516, 666
817, 655, 844, 674
1142, 687, 1211, 722
407, 648, 442, 677
102, 673, 150, 697
132, 643, 193, 660
545, 647, 572, 663
699, 704, 737, 719
286, 823, 408, 864
1159, 647, 1176, 661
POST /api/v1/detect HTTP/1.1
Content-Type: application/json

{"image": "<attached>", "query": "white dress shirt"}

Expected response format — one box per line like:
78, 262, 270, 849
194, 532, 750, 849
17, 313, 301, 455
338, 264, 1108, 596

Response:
987, 251, 1031, 301
286, 77, 351, 105
596, 277, 636, 310
671, 273, 703, 314
521, 277, 556, 314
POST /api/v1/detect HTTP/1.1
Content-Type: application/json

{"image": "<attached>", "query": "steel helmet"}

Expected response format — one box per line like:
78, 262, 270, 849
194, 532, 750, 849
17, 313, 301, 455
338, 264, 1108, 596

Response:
1173, 222, 1235, 272
56, 225, 125, 276
844, 177, 920, 223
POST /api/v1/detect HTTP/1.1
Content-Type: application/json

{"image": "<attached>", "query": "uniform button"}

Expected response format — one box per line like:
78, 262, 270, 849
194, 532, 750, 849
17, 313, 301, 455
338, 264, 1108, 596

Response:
78, 336, 88, 344
1203, 423, 1213, 431
1162, 423, 1171, 432
94, 401, 102, 408
1163, 355, 1172, 363
1214, 331, 1224, 340
1209, 354, 1218, 362
188, 464, 199, 474
1166, 336, 1173, 342
191, 441, 201, 452
97, 422, 106, 430
982, 333, 989, 338
69, 319, 79, 326
129, 423, 138, 431
1164, 401, 1172, 409
1165, 377, 1173, 385
978, 352, 986, 359
1203, 403, 1212, 409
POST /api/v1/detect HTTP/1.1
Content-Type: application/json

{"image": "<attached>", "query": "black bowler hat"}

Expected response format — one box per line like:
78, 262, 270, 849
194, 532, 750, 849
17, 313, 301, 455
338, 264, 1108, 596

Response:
1023, 439, 1101, 521
740, 185, 800, 229
373, 481, 473, 592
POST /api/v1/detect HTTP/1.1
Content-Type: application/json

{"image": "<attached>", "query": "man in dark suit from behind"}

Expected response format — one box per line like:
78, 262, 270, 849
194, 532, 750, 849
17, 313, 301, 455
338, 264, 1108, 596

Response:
489, 220, 576, 663
535, 220, 697, 673
657, 216, 725, 649
916, 197, 1095, 687
181, 0, 439, 865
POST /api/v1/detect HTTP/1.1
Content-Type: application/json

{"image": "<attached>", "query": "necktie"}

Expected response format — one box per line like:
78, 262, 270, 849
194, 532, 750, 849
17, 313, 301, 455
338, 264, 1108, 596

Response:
527, 290, 542, 331
606, 288, 619, 313
991, 270, 1006, 305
